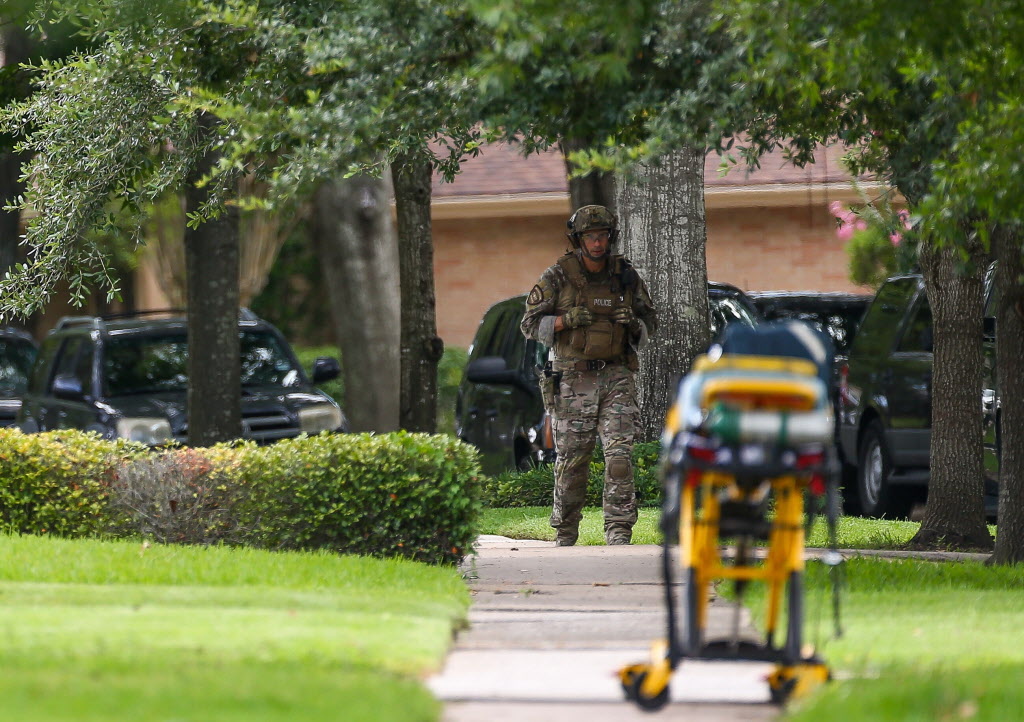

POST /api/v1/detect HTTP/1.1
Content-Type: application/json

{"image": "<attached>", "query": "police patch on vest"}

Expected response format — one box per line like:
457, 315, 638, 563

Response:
528, 284, 544, 304
593, 298, 613, 307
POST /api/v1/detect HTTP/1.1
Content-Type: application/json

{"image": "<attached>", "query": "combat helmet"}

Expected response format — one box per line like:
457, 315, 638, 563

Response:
566, 205, 619, 248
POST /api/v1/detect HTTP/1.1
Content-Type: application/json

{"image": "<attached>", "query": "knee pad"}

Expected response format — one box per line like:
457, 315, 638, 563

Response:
606, 456, 631, 483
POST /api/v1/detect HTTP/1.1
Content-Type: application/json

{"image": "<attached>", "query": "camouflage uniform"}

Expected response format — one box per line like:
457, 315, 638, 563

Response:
521, 242, 657, 546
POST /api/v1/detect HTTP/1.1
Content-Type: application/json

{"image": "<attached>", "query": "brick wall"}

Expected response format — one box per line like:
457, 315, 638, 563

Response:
435, 203, 871, 350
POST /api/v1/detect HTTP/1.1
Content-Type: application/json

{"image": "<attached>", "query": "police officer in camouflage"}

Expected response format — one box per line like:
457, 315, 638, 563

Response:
521, 205, 657, 546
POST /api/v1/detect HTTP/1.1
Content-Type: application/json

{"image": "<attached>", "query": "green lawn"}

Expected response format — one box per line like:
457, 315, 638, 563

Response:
0, 534, 469, 722
481, 506, 1023, 718
780, 559, 1024, 721
478, 505, 940, 549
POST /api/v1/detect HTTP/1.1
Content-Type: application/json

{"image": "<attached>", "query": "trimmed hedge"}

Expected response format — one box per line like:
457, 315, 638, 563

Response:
234, 432, 482, 565
0, 429, 148, 537
481, 441, 663, 508
0, 429, 482, 566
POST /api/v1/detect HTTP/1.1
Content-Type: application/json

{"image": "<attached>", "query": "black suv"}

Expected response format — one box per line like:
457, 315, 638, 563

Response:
0, 327, 39, 427
748, 291, 872, 363
837, 274, 998, 517
457, 282, 761, 475
18, 310, 346, 445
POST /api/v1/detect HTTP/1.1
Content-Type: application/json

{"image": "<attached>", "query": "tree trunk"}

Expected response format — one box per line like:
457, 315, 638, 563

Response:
185, 113, 241, 446
616, 148, 710, 441
392, 153, 442, 433
910, 240, 993, 550
992, 226, 1024, 563
560, 137, 616, 213
311, 174, 400, 432
0, 24, 30, 277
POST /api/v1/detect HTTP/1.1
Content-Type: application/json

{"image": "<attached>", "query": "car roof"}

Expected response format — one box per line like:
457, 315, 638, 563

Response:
749, 291, 873, 312
48, 309, 270, 337
0, 326, 37, 345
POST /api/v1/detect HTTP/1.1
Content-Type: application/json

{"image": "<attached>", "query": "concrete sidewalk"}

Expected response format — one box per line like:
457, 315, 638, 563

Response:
427, 536, 780, 721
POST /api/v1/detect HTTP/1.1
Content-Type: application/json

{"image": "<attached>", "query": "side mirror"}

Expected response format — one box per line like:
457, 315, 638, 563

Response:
52, 373, 85, 401
311, 357, 341, 384
465, 356, 520, 385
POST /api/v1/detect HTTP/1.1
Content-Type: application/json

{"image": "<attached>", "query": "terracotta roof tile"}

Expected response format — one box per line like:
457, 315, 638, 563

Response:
432, 142, 863, 197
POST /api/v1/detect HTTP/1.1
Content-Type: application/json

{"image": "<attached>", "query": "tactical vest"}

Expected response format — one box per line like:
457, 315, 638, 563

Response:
554, 253, 636, 362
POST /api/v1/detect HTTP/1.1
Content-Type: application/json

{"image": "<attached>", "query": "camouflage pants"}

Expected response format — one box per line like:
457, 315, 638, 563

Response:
550, 363, 638, 544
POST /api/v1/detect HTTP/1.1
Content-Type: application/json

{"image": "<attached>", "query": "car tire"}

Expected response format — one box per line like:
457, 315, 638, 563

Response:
857, 421, 894, 517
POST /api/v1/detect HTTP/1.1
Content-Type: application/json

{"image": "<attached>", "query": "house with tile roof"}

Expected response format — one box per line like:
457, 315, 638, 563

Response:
433, 142, 877, 349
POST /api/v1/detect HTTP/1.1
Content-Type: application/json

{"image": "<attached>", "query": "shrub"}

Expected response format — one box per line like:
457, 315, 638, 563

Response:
482, 441, 663, 508
108, 445, 251, 545
235, 431, 483, 565
0, 429, 483, 566
0, 429, 147, 537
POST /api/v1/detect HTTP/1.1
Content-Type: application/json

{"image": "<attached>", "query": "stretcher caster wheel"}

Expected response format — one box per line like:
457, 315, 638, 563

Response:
619, 663, 645, 702
629, 670, 670, 711
767, 661, 830, 704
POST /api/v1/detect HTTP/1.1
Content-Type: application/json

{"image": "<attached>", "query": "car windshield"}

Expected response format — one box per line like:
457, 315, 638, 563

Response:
710, 295, 758, 338
0, 338, 37, 395
104, 330, 301, 395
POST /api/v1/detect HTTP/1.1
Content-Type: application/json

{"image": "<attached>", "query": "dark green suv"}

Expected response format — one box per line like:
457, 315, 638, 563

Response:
457, 282, 761, 475
837, 273, 998, 517
18, 310, 346, 444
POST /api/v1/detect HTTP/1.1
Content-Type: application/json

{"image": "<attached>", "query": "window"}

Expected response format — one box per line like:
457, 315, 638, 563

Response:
0, 339, 37, 395
898, 298, 933, 353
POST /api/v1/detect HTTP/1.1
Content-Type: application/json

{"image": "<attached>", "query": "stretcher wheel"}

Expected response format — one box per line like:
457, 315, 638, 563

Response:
628, 670, 670, 711
768, 676, 797, 705
684, 567, 703, 655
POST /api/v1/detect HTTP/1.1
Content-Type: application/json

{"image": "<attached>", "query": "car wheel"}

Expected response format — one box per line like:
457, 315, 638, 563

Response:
857, 421, 893, 517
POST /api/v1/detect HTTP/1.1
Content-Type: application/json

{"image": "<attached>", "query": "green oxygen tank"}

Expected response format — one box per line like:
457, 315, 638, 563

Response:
704, 403, 832, 445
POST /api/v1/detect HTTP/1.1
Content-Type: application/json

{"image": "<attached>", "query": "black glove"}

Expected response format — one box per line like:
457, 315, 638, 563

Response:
563, 306, 594, 329
611, 307, 643, 337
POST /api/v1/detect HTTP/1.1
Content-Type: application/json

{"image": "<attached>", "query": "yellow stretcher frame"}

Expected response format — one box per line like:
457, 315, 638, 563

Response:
620, 354, 834, 710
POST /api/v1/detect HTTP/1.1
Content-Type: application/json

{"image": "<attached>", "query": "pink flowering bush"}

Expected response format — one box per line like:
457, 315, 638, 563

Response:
831, 200, 916, 287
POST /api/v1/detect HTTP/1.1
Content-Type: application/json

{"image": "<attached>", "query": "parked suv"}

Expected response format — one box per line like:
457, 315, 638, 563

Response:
0, 327, 39, 427
837, 274, 998, 517
457, 282, 761, 475
748, 291, 872, 363
18, 310, 346, 445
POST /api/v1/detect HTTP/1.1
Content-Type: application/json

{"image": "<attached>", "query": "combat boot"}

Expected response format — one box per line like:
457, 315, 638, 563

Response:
605, 527, 632, 546
555, 528, 579, 547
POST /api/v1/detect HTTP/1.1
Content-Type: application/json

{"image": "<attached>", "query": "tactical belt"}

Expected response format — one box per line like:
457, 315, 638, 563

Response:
554, 359, 623, 372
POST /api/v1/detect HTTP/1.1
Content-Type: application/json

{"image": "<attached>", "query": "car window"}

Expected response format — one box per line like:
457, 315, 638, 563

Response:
502, 316, 526, 370
104, 330, 300, 395
51, 337, 93, 392
469, 304, 519, 362
710, 296, 757, 339
30, 337, 60, 394
772, 309, 858, 355
0, 338, 37, 395
240, 332, 302, 387
852, 277, 920, 358
897, 297, 933, 353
